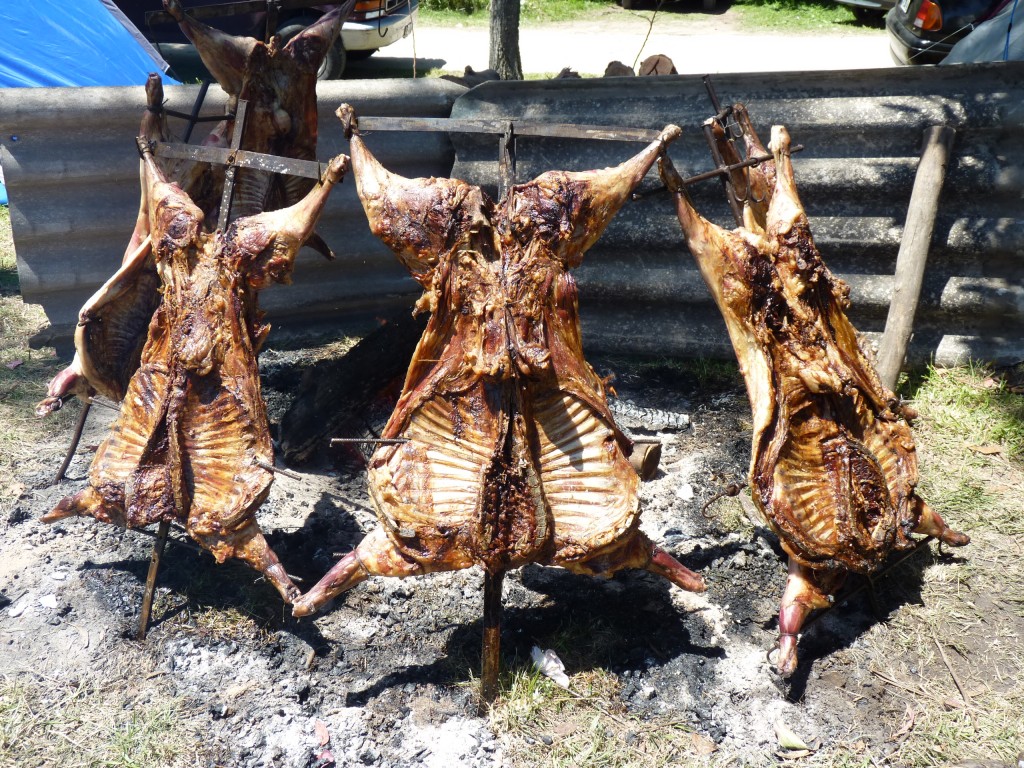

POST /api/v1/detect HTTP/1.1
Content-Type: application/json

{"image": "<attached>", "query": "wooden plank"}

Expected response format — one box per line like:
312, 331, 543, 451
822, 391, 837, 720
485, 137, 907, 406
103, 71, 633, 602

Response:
357, 116, 663, 143
876, 125, 957, 390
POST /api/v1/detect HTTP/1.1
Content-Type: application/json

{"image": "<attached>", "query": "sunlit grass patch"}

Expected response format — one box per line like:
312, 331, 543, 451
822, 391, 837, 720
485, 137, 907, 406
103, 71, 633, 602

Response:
491, 664, 705, 768
0, 673, 210, 768
905, 364, 1024, 536
420, 0, 611, 25
906, 364, 1024, 461
730, 0, 862, 30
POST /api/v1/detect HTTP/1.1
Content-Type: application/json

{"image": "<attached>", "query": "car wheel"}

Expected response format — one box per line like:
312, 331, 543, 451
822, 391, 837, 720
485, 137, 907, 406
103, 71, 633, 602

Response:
276, 17, 347, 79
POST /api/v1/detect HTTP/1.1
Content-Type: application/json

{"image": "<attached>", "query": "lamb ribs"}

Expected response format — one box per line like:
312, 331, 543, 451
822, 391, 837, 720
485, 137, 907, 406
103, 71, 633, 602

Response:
661, 113, 969, 675
292, 105, 705, 617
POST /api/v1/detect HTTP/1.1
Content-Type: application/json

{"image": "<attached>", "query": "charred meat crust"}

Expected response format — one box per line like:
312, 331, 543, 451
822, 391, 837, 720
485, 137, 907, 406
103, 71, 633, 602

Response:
667, 123, 968, 574
45, 149, 348, 603
307, 113, 695, 596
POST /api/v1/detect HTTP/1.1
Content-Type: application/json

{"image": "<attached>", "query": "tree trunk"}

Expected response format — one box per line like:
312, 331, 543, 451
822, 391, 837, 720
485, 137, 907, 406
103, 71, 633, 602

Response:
489, 0, 523, 80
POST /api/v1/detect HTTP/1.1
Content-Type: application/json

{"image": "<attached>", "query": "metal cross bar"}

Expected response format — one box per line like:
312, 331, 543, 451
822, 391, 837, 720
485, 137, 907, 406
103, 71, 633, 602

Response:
330, 438, 411, 445
154, 141, 327, 181
631, 145, 803, 201
354, 116, 664, 143
163, 109, 231, 124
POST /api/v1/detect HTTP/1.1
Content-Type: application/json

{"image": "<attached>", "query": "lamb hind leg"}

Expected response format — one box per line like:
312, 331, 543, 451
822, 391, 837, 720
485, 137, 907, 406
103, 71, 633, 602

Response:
192, 520, 302, 605
292, 528, 425, 617
776, 560, 844, 677
912, 499, 970, 547
557, 529, 706, 594
43, 485, 127, 527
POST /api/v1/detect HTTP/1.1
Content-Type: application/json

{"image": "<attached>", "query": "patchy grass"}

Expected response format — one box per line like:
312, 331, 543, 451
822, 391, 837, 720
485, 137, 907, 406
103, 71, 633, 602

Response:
151, 561, 282, 644
703, 493, 758, 536
0, 673, 210, 768
0, 206, 76, 496
727, 0, 861, 31
905, 363, 1024, 462
904, 364, 1024, 537
420, 0, 871, 32
848, 531, 1024, 767
421, 0, 611, 25
491, 665, 705, 767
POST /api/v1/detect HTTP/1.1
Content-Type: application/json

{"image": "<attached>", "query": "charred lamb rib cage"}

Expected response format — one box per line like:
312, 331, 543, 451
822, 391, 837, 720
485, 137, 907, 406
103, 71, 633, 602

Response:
293, 106, 704, 617
43, 139, 350, 604
661, 124, 968, 676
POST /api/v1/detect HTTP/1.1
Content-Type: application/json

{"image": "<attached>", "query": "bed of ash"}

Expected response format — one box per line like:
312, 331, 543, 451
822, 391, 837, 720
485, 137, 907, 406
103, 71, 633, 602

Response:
0, 347, 965, 767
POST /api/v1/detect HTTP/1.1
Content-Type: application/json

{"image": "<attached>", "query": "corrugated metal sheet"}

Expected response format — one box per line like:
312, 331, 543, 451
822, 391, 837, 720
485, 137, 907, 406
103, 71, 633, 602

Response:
449, 62, 1024, 365
4, 65, 1023, 365
1, 78, 467, 352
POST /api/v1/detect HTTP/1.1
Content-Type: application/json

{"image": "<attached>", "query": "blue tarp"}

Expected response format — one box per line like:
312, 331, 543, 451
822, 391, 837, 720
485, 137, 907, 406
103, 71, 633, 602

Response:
0, 0, 179, 203
0, 0, 178, 87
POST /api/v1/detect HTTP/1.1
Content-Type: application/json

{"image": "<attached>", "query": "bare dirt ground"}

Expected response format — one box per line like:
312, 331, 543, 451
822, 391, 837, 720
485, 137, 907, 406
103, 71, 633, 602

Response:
2, 253, 1023, 768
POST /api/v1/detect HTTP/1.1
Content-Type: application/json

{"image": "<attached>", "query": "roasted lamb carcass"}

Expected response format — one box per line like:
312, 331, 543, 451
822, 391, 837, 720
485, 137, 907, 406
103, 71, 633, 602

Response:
43, 139, 350, 604
36, 5, 348, 419
661, 121, 968, 676
293, 106, 705, 617
165, 0, 354, 225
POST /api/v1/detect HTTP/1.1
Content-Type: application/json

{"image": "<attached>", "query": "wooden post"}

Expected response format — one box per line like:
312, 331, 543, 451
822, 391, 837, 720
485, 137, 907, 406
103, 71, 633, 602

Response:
479, 570, 505, 712
137, 519, 171, 641
53, 401, 91, 485
498, 122, 516, 199
876, 125, 956, 391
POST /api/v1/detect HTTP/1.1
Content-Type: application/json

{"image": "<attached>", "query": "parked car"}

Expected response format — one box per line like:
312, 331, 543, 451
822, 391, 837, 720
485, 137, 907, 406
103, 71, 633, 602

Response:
114, 0, 419, 80
885, 0, 1009, 64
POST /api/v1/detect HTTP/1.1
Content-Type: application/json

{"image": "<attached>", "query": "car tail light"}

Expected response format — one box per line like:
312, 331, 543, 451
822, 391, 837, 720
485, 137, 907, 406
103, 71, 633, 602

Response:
352, 1, 384, 20
913, 0, 943, 30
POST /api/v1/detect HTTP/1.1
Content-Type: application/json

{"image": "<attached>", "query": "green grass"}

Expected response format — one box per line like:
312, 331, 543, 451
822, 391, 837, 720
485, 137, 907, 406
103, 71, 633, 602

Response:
419, 0, 871, 32
904, 363, 1024, 537
905, 363, 1024, 462
421, 0, 612, 25
730, 0, 863, 31
491, 664, 703, 768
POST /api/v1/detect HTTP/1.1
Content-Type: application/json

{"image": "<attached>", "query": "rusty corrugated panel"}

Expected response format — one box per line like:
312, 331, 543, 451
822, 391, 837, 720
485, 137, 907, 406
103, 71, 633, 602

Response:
4, 67, 1022, 365
0, 78, 467, 353
449, 63, 1024, 366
